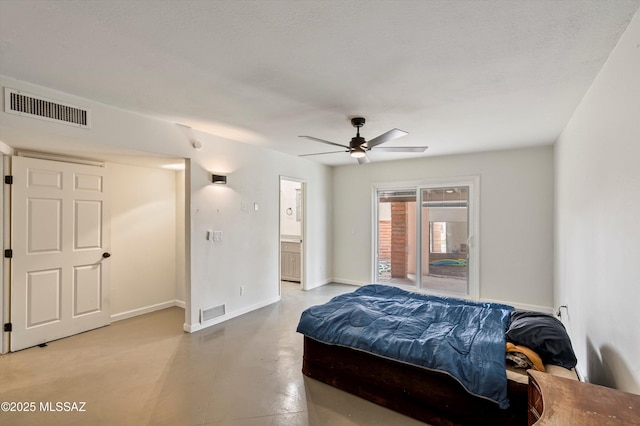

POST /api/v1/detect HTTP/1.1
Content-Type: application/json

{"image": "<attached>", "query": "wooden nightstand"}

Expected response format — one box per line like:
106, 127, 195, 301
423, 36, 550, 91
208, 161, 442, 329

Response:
527, 369, 640, 425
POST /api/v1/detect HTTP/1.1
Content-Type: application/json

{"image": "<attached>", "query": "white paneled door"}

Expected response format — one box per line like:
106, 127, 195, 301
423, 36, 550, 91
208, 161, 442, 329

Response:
10, 156, 110, 351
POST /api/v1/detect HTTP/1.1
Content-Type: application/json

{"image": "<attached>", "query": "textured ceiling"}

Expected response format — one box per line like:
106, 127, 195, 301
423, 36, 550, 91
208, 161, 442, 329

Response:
1, 0, 638, 166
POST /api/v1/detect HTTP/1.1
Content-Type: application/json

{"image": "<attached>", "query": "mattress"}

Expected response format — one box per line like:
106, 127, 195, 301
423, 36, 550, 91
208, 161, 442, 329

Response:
297, 284, 515, 408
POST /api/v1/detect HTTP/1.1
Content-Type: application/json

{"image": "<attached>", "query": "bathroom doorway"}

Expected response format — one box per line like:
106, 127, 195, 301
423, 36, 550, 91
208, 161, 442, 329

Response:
279, 177, 305, 292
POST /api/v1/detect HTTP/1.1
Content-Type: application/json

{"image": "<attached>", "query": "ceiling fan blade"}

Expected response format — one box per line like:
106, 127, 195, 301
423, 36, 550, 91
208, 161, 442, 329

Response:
299, 150, 347, 157
366, 128, 408, 148
299, 135, 350, 149
370, 146, 428, 153
357, 155, 370, 165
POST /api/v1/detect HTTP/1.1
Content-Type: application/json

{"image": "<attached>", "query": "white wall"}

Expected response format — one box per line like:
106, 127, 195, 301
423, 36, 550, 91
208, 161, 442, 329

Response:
333, 146, 554, 310
109, 162, 180, 320
555, 10, 640, 393
0, 75, 333, 334
187, 135, 333, 330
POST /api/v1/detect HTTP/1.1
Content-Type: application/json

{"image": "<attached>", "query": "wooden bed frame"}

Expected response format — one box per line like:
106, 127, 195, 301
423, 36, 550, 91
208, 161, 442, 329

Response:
302, 336, 528, 426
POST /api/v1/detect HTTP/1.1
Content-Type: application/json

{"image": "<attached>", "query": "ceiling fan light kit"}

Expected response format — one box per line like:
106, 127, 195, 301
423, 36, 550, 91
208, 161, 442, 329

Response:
299, 116, 428, 164
350, 146, 366, 158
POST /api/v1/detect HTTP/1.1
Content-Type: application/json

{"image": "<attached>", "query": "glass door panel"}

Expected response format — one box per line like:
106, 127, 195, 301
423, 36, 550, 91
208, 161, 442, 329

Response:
376, 189, 417, 288
420, 186, 469, 295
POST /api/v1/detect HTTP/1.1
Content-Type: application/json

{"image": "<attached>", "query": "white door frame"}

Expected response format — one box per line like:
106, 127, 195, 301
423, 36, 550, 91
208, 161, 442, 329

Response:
1, 154, 7, 354
1, 146, 13, 354
279, 176, 306, 292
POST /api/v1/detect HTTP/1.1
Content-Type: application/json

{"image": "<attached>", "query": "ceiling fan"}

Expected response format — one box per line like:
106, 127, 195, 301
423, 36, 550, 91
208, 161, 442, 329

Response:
299, 117, 428, 164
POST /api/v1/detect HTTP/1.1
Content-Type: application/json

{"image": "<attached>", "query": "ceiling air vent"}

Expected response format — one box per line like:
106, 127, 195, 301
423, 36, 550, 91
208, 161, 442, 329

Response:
4, 88, 91, 128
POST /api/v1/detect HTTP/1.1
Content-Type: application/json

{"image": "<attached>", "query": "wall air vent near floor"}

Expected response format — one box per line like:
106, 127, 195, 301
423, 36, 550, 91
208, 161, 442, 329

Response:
4, 87, 91, 128
200, 304, 226, 323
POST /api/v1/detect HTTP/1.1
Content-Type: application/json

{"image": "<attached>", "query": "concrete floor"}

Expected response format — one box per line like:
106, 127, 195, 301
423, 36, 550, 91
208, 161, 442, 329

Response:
378, 274, 467, 294
0, 282, 426, 425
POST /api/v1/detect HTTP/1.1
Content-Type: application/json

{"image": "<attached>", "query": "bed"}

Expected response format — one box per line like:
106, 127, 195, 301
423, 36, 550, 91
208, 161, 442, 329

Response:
297, 284, 577, 426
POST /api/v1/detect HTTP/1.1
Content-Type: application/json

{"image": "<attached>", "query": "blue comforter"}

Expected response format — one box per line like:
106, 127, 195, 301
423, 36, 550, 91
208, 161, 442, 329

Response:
297, 284, 514, 408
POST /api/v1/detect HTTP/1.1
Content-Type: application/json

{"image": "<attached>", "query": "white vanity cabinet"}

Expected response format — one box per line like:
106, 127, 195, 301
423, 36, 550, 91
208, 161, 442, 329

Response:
281, 241, 301, 282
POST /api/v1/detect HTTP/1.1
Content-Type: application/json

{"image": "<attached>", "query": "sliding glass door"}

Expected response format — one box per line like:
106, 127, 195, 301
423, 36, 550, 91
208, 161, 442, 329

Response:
374, 178, 478, 299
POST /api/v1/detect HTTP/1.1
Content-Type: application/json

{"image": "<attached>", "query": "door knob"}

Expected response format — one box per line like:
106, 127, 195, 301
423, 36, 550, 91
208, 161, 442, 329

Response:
102, 252, 111, 258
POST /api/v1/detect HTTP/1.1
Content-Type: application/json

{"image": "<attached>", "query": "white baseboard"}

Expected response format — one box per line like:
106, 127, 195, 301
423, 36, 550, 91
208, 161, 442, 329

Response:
303, 278, 334, 291
482, 298, 553, 314
111, 299, 184, 322
330, 278, 368, 287
183, 295, 281, 333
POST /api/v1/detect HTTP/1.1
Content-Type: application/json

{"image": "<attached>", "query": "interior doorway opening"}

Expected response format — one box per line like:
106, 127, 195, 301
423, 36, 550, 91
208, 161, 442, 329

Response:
279, 177, 305, 292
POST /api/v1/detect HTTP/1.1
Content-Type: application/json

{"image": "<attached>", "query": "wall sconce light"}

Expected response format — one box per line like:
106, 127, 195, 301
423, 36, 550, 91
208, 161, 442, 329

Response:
211, 174, 227, 184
